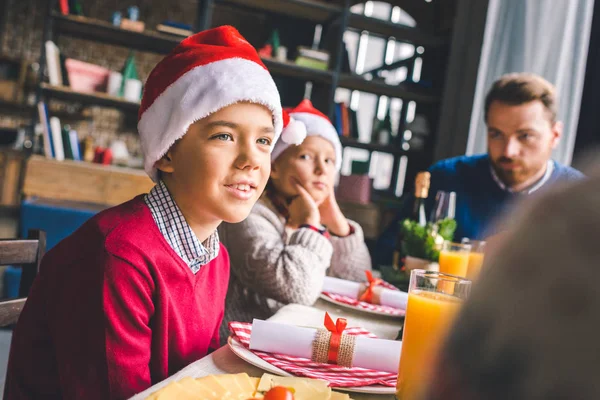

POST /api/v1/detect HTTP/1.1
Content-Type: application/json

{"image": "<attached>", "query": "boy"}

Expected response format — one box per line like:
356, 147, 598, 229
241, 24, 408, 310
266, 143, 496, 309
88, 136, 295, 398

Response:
5, 26, 282, 399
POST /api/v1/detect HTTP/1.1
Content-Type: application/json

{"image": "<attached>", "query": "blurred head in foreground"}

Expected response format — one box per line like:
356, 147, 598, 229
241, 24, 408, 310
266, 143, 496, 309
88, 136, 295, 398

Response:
426, 164, 599, 400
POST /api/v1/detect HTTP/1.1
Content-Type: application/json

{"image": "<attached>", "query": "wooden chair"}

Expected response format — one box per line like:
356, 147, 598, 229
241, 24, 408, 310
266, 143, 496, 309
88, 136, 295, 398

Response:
0, 230, 46, 327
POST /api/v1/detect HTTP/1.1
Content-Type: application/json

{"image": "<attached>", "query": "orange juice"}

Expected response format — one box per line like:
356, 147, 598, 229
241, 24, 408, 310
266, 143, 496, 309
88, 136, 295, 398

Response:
466, 252, 485, 280
396, 290, 463, 400
438, 250, 469, 277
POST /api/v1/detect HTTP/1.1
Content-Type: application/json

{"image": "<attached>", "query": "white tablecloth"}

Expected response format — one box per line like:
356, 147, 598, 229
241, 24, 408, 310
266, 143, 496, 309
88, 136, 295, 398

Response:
130, 299, 403, 400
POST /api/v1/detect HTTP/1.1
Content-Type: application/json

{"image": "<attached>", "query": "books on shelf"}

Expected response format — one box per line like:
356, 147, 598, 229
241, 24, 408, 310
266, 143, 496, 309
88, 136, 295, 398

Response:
45, 41, 63, 86
37, 102, 54, 159
36, 101, 82, 162
49, 117, 65, 161
333, 102, 359, 139
295, 46, 330, 71
295, 56, 328, 71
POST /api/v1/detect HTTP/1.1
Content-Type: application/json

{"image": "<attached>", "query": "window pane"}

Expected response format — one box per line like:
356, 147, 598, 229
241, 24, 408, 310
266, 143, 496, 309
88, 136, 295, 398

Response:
343, 31, 359, 72
341, 147, 370, 176
370, 152, 394, 190
351, 91, 378, 142
361, 35, 386, 73
370, 1, 392, 21
351, 3, 365, 14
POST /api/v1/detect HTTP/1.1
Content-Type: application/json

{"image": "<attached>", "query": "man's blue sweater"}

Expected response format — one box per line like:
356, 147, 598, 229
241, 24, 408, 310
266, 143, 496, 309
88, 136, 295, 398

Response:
377, 154, 584, 266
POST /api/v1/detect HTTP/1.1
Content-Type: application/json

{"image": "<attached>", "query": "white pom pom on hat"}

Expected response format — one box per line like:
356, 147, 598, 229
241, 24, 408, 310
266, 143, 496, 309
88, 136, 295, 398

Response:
271, 99, 343, 171
280, 110, 307, 145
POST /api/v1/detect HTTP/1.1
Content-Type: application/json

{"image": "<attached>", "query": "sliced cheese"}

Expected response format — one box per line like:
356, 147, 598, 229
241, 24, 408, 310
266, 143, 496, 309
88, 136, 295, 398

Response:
152, 381, 203, 400
213, 373, 256, 400
187, 376, 229, 399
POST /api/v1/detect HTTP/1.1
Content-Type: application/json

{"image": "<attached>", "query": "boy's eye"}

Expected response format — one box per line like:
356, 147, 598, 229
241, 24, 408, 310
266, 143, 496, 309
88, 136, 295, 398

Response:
212, 133, 233, 141
257, 137, 272, 146
299, 154, 312, 160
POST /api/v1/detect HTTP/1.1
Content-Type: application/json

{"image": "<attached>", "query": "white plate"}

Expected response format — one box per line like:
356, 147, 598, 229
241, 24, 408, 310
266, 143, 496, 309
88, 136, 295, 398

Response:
227, 336, 396, 395
319, 293, 405, 319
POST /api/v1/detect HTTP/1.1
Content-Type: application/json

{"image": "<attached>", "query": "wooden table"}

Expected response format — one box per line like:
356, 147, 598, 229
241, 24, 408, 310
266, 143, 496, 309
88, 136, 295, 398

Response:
130, 299, 403, 400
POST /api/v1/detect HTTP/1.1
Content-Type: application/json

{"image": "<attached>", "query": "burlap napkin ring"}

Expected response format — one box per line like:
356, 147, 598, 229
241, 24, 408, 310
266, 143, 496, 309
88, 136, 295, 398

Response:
311, 313, 356, 367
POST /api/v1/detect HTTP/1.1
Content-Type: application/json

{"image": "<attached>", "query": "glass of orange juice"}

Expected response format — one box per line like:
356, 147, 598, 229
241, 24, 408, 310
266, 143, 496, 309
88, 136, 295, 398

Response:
396, 270, 472, 400
438, 241, 471, 278
463, 239, 486, 280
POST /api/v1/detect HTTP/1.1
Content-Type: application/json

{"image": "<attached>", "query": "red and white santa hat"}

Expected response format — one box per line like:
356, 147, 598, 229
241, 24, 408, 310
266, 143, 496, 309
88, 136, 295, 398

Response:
138, 26, 283, 181
272, 99, 342, 171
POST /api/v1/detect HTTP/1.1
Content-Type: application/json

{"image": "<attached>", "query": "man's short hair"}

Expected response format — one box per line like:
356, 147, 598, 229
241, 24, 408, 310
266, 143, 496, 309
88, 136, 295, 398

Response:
484, 73, 557, 123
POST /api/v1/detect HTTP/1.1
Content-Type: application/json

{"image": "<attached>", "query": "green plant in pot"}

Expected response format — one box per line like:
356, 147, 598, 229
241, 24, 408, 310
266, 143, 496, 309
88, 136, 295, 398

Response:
401, 217, 457, 271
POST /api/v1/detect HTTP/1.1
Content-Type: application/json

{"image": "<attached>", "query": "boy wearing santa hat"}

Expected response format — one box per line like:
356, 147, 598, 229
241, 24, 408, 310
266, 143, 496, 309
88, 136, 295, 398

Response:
218, 99, 372, 343
5, 26, 282, 399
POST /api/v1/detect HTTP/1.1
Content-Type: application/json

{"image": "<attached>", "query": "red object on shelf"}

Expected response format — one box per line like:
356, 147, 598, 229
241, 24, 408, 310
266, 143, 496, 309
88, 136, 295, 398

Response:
59, 0, 69, 15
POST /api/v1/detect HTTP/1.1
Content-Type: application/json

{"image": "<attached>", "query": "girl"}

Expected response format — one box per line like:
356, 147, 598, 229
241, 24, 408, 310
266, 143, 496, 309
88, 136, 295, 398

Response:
219, 100, 372, 343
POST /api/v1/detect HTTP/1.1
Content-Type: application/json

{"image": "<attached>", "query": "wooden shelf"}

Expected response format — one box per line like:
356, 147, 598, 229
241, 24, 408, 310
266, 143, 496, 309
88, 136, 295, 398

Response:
0, 99, 89, 120
340, 137, 408, 156
52, 13, 181, 54
261, 58, 333, 83
348, 14, 447, 47
338, 74, 439, 103
40, 83, 140, 113
216, 0, 342, 23
23, 155, 153, 207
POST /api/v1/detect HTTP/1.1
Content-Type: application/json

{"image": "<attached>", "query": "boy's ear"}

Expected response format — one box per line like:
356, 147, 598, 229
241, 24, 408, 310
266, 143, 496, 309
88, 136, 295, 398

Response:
155, 151, 175, 174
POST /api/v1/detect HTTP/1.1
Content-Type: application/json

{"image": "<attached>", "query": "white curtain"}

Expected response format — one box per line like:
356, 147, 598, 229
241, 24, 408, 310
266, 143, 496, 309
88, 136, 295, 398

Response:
466, 0, 595, 165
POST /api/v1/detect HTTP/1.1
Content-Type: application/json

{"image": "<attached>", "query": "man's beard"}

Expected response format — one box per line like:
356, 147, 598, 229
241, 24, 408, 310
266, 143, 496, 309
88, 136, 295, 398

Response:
491, 157, 529, 187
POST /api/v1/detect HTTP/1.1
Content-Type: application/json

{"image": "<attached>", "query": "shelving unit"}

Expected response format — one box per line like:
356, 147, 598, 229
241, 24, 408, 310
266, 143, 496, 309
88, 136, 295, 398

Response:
33, 0, 452, 200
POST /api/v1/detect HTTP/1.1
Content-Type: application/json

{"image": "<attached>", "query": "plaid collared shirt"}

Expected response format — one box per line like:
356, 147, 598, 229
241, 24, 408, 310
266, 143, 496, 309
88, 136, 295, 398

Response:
144, 181, 219, 274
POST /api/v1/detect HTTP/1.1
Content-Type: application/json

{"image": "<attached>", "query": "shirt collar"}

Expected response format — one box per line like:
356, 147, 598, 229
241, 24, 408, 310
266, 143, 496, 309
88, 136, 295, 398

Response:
490, 160, 554, 195
144, 181, 219, 273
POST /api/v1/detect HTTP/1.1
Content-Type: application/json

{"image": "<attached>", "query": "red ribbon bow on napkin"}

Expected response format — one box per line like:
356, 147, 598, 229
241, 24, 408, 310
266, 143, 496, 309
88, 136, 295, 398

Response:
324, 312, 347, 364
359, 270, 383, 304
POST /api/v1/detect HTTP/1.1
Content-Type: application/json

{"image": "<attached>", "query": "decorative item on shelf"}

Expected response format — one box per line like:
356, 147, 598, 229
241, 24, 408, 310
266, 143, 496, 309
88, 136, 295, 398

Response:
119, 52, 141, 101
120, 6, 145, 32
67, 0, 83, 16
107, 71, 123, 97
295, 46, 329, 71
111, 11, 122, 27
275, 46, 287, 62
64, 59, 110, 94
93, 146, 113, 165
82, 136, 95, 163
371, 107, 392, 146
59, 0, 69, 15
336, 174, 373, 205
257, 29, 281, 59
156, 21, 194, 37
257, 44, 272, 58
110, 139, 130, 166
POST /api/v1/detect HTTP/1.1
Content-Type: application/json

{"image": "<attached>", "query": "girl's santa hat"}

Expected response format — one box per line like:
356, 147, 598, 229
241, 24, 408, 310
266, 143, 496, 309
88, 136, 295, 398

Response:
138, 25, 283, 181
271, 99, 342, 171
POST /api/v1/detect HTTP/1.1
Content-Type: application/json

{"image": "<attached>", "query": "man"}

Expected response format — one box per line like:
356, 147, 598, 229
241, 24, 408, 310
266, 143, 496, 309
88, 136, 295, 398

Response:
378, 73, 583, 265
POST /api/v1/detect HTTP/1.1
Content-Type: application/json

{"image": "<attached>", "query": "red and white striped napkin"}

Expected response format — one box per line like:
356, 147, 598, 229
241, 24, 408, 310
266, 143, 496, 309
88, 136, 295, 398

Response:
322, 290, 406, 317
228, 321, 397, 388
